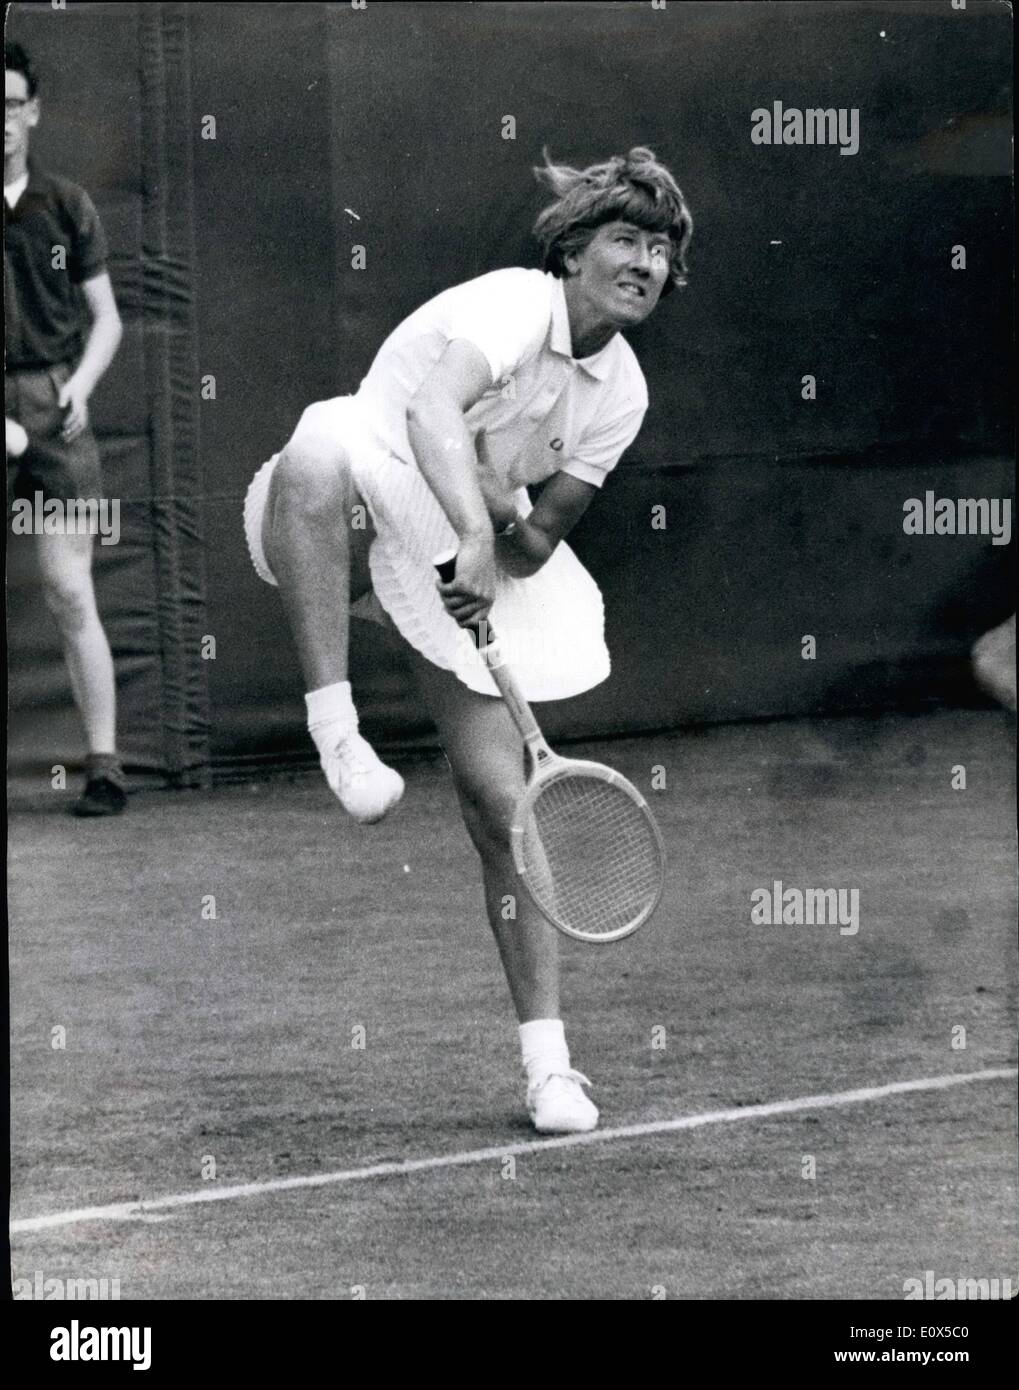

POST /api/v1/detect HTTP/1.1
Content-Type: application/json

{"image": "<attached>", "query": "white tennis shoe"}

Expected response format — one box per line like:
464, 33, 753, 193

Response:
321, 730, 404, 824
527, 1069, 599, 1134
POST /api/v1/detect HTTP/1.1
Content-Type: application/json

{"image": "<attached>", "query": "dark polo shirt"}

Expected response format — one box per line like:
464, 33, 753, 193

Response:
4, 162, 109, 370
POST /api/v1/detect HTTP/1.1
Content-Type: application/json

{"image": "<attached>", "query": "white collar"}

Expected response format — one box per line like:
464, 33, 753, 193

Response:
547, 272, 616, 380
4, 171, 30, 208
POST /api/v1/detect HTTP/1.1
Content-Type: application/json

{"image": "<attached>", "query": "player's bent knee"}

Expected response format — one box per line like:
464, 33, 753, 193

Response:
272, 444, 351, 523
287, 403, 353, 474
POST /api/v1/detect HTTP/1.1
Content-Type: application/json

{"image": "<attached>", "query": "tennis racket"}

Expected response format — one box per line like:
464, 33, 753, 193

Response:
435, 550, 665, 944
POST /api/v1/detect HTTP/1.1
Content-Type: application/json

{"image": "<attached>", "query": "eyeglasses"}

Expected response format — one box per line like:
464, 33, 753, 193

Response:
5, 98, 31, 114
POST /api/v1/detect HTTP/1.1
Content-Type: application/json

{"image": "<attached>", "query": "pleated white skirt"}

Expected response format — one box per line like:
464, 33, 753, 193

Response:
242, 394, 611, 701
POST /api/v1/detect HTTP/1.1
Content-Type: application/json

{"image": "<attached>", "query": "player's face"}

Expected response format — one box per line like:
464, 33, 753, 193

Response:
5, 70, 39, 158
565, 220, 671, 328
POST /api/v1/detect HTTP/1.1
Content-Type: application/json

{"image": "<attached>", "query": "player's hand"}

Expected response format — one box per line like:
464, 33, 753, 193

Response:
57, 377, 91, 442
437, 530, 497, 627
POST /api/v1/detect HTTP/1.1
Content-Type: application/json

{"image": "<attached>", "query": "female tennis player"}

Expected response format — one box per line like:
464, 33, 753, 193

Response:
244, 146, 692, 1133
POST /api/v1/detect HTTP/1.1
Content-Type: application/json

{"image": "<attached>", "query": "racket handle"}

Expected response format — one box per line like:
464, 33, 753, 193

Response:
434, 553, 458, 586
432, 549, 545, 750
433, 551, 497, 650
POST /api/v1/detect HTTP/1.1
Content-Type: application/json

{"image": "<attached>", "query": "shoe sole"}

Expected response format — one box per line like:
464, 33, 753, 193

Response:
530, 1117, 599, 1135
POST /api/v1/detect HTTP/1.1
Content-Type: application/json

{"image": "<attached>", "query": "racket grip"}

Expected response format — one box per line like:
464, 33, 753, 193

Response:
433, 550, 495, 650
433, 552, 544, 746
434, 552, 457, 585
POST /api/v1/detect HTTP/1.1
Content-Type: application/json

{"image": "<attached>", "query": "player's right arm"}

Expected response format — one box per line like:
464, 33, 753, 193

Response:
407, 339, 499, 626
407, 339, 493, 540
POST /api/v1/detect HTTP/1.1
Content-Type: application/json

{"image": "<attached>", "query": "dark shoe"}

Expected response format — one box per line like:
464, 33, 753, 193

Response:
71, 774, 127, 817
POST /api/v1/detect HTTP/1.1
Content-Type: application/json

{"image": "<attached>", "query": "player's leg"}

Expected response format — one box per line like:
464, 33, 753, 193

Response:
972, 614, 1016, 712
35, 527, 126, 815
407, 645, 598, 1133
262, 401, 369, 690
261, 402, 403, 822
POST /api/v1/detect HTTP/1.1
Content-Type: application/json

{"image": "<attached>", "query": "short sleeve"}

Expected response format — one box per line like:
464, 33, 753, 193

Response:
560, 403, 647, 488
445, 270, 551, 386
69, 187, 109, 284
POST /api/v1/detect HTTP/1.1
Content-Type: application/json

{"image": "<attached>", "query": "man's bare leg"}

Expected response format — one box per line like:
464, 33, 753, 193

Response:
36, 528, 127, 816
36, 530, 117, 753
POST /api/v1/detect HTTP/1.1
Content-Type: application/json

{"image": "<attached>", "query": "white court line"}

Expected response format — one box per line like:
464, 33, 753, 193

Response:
10, 1067, 1015, 1235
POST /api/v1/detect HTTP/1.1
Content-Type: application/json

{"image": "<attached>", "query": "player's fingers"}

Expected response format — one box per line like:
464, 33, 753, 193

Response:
440, 583, 493, 609
437, 580, 472, 600
443, 599, 482, 621
444, 596, 490, 626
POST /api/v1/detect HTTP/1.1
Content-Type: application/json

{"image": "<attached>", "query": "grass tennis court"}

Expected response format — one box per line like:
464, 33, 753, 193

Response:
9, 708, 1017, 1299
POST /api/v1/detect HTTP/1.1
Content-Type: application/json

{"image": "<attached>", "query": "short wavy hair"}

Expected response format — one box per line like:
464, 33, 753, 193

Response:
531, 146, 693, 296
5, 42, 38, 99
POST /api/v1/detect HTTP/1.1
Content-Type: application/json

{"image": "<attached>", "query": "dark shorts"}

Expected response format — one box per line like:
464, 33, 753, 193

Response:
6, 361, 103, 509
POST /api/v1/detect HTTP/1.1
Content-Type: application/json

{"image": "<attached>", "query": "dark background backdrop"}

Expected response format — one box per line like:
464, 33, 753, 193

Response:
6, 1, 1013, 782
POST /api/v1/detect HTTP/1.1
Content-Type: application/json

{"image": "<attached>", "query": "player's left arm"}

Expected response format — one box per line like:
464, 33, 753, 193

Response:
61, 273, 123, 440
489, 393, 646, 577
493, 471, 598, 578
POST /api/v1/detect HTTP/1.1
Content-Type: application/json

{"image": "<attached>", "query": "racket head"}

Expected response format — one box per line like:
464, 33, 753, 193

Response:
510, 756, 666, 944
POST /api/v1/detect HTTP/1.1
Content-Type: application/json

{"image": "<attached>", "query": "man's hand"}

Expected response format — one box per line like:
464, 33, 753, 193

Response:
437, 529, 498, 627
57, 376, 91, 442
6, 417, 29, 459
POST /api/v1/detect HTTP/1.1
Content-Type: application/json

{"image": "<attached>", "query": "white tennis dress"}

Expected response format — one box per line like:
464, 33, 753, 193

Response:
243, 268, 649, 701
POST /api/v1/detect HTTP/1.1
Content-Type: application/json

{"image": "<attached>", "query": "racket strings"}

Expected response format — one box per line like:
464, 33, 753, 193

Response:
520, 774, 662, 937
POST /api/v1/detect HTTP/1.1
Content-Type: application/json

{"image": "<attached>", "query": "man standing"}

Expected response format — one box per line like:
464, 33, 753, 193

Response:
5, 41, 126, 815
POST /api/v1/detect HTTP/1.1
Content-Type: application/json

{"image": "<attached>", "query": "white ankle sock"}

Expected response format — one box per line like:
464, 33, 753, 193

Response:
305, 681, 358, 761
519, 1018, 570, 1083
